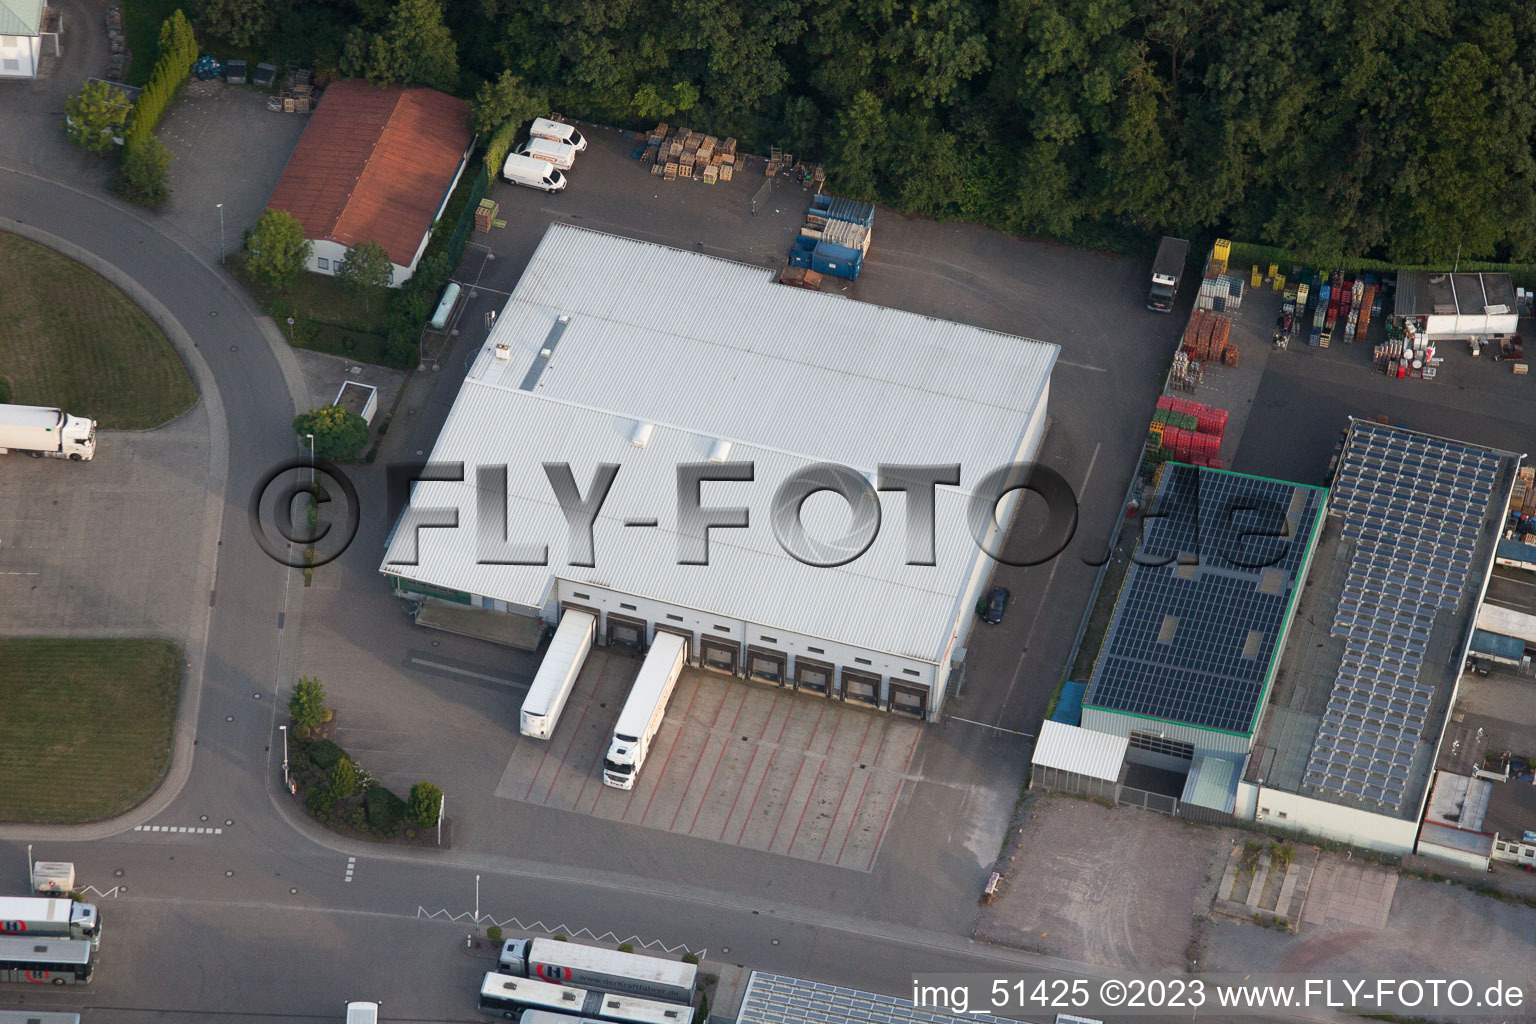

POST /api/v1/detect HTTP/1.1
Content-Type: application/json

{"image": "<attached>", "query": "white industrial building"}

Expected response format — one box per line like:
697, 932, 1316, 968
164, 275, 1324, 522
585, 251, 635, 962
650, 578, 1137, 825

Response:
382, 224, 1058, 720
1393, 271, 1519, 339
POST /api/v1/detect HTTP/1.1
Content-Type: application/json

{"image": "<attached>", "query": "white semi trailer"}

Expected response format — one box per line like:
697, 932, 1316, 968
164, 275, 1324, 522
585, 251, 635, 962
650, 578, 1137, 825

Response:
0, 897, 101, 948
602, 633, 686, 791
0, 404, 96, 460
520, 609, 596, 739
497, 936, 697, 1005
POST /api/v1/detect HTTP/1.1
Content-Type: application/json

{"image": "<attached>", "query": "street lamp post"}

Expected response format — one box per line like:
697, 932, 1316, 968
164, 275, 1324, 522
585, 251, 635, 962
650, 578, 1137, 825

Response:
216, 203, 225, 264
278, 724, 289, 791
305, 433, 315, 485
475, 874, 481, 929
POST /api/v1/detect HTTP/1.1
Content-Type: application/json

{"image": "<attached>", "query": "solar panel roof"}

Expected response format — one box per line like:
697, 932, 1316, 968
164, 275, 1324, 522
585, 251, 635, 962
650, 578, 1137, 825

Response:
1302, 421, 1505, 810
734, 972, 1026, 1024
1084, 465, 1326, 734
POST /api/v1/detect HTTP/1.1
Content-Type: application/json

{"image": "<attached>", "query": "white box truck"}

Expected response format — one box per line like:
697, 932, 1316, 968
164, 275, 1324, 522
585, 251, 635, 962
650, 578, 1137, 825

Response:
0, 404, 96, 460
503, 152, 567, 192
520, 609, 596, 739
0, 897, 101, 948
530, 117, 587, 151
497, 936, 696, 1005
516, 137, 578, 170
602, 633, 687, 791
31, 861, 76, 895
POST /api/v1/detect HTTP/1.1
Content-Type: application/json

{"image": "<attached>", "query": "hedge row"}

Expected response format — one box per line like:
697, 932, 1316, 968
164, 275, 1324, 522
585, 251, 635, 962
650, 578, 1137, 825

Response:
1227, 240, 1536, 293
293, 738, 408, 835
482, 117, 521, 179
124, 9, 197, 151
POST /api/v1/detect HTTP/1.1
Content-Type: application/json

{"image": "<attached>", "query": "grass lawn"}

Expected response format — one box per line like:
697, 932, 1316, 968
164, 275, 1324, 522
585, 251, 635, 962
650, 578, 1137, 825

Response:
0, 638, 183, 823
120, 0, 179, 86
0, 232, 197, 428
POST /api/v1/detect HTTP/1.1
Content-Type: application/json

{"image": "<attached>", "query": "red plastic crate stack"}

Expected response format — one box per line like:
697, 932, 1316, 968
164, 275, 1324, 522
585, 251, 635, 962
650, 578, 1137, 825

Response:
1180, 310, 1235, 363
1153, 396, 1229, 468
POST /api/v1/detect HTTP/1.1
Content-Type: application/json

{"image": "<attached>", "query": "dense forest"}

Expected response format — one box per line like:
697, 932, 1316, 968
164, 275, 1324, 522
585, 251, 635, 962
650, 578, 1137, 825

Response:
191, 0, 1536, 263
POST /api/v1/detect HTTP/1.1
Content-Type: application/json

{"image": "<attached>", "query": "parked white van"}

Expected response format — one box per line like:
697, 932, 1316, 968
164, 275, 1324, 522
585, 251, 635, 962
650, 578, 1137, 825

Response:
345, 1002, 379, 1024
516, 137, 578, 170
502, 152, 567, 192
530, 116, 587, 151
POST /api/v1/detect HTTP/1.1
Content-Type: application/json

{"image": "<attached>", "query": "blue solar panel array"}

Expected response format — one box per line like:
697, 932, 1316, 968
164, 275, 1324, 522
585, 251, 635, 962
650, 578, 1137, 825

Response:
1303, 422, 1503, 810
736, 973, 1026, 1024
1086, 465, 1326, 733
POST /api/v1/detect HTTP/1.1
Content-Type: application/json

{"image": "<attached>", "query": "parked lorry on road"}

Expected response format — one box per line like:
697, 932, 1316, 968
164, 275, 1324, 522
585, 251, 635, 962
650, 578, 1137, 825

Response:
503, 153, 567, 192
345, 1001, 379, 1024
497, 936, 697, 1005
530, 117, 587, 151
0, 405, 96, 460
31, 862, 76, 895
1147, 236, 1190, 312
520, 609, 595, 739
602, 632, 687, 791
0, 898, 101, 948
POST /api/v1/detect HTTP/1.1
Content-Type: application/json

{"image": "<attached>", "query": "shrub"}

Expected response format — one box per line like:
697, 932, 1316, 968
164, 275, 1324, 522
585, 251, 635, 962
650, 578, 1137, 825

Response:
306, 738, 347, 771
64, 80, 133, 152
115, 137, 173, 207
289, 676, 328, 734
365, 785, 406, 832
293, 405, 370, 461
487, 925, 504, 944
244, 208, 312, 292
329, 758, 358, 800
681, 951, 699, 964
406, 780, 443, 828
306, 787, 335, 814
618, 942, 634, 953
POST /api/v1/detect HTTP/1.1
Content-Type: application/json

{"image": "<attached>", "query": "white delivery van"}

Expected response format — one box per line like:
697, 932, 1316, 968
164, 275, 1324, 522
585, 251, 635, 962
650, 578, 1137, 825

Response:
530, 117, 587, 151
516, 137, 578, 170
502, 152, 567, 192
345, 1001, 379, 1024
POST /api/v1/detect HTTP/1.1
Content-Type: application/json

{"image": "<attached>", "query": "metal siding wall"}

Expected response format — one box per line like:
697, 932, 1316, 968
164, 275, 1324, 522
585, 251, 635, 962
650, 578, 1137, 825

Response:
1080, 709, 1251, 756
1254, 786, 1419, 854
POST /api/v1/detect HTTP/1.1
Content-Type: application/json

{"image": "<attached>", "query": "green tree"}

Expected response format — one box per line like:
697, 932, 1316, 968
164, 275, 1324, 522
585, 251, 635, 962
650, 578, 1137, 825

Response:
329, 758, 358, 800
406, 780, 443, 828
64, 80, 133, 153
288, 676, 328, 735
116, 137, 173, 208
342, 0, 458, 92
293, 405, 370, 461
244, 209, 312, 293
195, 0, 278, 47
471, 70, 546, 137
335, 240, 394, 311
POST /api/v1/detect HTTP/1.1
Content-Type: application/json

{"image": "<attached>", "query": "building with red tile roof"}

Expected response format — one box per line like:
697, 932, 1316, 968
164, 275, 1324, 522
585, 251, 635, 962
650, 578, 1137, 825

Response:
266, 80, 474, 286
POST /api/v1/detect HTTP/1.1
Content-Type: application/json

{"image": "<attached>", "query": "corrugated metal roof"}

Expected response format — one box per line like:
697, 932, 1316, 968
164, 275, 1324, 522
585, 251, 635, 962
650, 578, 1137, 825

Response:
1031, 720, 1127, 781
1495, 538, 1536, 565
1469, 628, 1524, 661
735, 972, 1028, 1024
1419, 821, 1494, 856
382, 225, 1058, 660
0, 0, 42, 35
1181, 754, 1239, 812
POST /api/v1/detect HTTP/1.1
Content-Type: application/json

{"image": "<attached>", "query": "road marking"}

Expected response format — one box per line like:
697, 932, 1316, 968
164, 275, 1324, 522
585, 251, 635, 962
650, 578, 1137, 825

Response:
345, 856, 355, 883
133, 825, 223, 834
947, 716, 1036, 739
1, 571, 40, 576
407, 657, 519, 686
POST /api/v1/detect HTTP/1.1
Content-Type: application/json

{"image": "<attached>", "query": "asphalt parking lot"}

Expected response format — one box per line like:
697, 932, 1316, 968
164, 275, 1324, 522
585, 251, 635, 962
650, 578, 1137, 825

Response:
495, 648, 920, 871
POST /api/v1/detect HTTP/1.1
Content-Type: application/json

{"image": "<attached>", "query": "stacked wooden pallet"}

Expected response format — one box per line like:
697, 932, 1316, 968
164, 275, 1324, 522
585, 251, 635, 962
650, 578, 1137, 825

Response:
644, 126, 738, 182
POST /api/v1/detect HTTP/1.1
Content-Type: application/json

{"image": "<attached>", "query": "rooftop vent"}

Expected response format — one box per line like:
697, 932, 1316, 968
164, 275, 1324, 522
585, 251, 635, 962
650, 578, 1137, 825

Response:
631, 422, 655, 447
708, 439, 732, 463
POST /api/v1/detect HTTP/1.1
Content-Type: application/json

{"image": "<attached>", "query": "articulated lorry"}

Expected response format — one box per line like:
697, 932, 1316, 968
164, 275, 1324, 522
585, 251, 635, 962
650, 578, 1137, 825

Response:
602, 632, 687, 791
0, 897, 101, 948
497, 936, 697, 1005
1146, 236, 1190, 312
0, 404, 96, 460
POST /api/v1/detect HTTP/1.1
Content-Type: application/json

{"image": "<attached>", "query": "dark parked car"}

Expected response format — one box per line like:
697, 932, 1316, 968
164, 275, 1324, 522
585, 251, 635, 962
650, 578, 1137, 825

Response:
981, 586, 1010, 623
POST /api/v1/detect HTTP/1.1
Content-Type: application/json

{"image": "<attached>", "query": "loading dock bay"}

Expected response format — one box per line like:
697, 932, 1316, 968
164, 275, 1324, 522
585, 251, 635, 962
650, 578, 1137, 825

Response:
494, 647, 921, 871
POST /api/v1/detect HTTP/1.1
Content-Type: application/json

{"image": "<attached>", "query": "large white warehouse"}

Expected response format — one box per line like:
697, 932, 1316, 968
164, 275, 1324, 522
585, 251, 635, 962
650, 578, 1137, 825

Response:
381, 224, 1058, 720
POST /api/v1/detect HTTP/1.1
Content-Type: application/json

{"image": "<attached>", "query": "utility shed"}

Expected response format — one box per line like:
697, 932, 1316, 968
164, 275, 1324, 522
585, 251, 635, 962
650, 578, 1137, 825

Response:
1394, 271, 1519, 337
382, 223, 1059, 721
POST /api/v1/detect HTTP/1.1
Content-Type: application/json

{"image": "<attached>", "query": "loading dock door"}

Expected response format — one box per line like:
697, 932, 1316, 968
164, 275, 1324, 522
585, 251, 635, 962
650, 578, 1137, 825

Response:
747, 646, 788, 685
794, 656, 834, 695
888, 679, 928, 718
841, 668, 881, 706
607, 612, 646, 649
701, 637, 739, 674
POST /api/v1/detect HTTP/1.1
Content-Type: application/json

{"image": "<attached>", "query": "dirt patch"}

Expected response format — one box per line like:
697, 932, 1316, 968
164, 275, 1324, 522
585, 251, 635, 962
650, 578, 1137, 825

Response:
975, 792, 1233, 971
